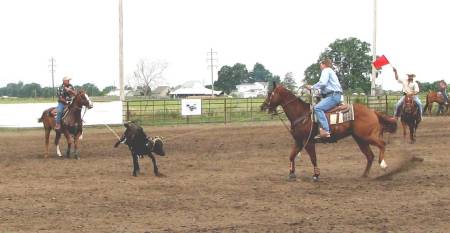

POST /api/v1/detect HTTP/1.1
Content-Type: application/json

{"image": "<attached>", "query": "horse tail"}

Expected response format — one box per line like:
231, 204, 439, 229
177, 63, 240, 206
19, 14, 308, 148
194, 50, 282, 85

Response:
375, 111, 397, 133
38, 110, 46, 123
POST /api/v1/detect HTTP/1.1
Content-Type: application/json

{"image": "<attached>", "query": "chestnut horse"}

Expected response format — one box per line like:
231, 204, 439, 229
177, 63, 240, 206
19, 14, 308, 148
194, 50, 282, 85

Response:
38, 90, 93, 159
400, 94, 421, 143
423, 91, 448, 115
260, 83, 397, 180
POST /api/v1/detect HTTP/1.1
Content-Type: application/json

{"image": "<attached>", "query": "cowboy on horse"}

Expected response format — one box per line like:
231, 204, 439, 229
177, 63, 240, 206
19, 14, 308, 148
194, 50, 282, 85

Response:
438, 79, 448, 105
393, 67, 423, 120
55, 76, 76, 130
305, 58, 343, 138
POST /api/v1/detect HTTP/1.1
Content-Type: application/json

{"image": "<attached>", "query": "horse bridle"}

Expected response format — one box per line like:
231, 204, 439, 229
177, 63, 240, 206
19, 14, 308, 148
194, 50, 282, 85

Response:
264, 87, 299, 112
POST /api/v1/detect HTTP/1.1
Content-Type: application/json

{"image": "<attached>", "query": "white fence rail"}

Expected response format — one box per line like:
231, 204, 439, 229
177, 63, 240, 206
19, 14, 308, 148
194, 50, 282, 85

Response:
0, 101, 123, 128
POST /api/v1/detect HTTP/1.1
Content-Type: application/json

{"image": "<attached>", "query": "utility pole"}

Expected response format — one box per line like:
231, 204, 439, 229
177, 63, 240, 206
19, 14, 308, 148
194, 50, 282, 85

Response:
371, 0, 377, 96
207, 48, 218, 97
48, 57, 56, 100
119, 0, 124, 101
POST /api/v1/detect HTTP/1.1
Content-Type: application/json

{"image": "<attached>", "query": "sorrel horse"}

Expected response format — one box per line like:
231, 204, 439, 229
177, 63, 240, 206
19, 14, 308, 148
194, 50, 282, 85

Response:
423, 91, 448, 115
260, 83, 397, 180
38, 90, 93, 159
400, 94, 421, 143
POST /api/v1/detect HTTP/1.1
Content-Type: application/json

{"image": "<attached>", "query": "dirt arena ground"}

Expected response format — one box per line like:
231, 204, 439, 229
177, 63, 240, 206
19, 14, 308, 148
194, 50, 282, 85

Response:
1, 117, 450, 233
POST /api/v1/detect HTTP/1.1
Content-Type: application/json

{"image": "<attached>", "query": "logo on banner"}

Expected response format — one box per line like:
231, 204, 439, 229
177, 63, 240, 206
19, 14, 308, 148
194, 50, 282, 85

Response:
181, 99, 202, 116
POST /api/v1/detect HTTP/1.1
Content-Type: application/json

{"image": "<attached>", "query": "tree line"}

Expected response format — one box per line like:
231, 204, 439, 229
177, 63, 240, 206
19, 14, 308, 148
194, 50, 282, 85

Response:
0, 81, 115, 98
214, 37, 448, 95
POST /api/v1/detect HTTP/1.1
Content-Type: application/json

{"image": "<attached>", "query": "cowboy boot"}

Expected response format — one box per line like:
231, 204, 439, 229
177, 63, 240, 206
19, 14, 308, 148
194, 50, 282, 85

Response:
319, 128, 331, 138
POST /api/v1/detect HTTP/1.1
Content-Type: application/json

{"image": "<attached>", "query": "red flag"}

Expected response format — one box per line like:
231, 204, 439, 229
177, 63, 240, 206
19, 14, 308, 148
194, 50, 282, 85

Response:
372, 55, 390, 69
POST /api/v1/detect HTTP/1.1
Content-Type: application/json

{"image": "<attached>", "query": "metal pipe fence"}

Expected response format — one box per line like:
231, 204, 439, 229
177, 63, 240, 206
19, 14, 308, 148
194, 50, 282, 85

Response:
123, 95, 433, 126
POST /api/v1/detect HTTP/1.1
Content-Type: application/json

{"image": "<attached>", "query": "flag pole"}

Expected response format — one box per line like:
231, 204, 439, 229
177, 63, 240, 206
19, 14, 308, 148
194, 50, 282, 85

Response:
371, 0, 377, 96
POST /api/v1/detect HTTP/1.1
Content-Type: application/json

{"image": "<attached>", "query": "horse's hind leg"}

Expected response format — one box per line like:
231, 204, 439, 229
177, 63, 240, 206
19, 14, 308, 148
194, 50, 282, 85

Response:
55, 131, 62, 157
368, 137, 387, 170
353, 137, 375, 177
304, 142, 320, 181
147, 152, 159, 176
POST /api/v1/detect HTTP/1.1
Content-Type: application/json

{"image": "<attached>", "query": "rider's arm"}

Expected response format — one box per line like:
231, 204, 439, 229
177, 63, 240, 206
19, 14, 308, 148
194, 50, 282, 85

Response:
413, 82, 420, 95
312, 68, 330, 90
393, 67, 403, 84
58, 95, 67, 104
65, 86, 76, 95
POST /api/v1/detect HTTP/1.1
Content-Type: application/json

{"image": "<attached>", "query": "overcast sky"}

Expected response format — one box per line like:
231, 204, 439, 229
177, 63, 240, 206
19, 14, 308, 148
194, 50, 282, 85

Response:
0, 0, 449, 91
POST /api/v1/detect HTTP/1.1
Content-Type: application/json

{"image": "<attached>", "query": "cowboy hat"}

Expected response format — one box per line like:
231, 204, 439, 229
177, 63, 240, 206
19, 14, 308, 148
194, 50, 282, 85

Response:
406, 73, 416, 78
62, 76, 72, 81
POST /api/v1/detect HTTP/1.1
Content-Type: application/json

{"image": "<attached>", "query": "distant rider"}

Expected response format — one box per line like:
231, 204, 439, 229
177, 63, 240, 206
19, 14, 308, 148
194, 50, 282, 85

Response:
55, 76, 76, 130
438, 79, 448, 105
393, 67, 423, 119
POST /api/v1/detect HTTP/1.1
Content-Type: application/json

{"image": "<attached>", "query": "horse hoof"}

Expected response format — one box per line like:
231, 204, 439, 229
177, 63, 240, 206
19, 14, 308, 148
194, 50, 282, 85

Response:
287, 173, 296, 181
312, 175, 320, 182
380, 160, 388, 169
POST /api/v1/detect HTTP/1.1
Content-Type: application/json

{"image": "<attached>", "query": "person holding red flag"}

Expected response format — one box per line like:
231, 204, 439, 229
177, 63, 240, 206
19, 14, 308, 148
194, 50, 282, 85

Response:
393, 67, 423, 120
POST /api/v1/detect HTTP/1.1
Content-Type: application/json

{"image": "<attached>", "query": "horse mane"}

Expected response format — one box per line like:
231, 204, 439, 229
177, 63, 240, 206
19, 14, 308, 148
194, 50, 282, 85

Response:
277, 85, 310, 109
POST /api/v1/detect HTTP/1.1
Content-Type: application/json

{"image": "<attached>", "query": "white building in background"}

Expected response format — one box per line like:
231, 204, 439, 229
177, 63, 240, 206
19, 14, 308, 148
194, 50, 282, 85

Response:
234, 82, 268, 98
170, 81, 222, 98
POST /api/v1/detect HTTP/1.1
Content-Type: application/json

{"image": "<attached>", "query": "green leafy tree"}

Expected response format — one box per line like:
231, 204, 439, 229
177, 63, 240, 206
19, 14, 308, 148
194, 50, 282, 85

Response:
101, 86, 117, 95
249, 63, 273, 83
303, 37, 372, 94
281, 72, 297, 91
20, 83, 42, 97
214, 63, 249, 94
81, 83, 101, 96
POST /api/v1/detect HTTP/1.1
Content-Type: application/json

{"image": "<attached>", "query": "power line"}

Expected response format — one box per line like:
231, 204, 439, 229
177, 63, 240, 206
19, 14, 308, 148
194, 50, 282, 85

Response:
207, 48, 218, 97
48, 57, 56, 100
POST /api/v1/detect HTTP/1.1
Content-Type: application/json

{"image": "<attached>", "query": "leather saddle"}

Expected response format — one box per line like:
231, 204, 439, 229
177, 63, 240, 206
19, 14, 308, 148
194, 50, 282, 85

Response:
326, 103, 351, 114
46, 106, 69, 118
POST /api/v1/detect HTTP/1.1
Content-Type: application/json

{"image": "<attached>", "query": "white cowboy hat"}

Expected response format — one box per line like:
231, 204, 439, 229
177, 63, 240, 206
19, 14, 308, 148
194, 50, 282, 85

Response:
62, 76, 72, 81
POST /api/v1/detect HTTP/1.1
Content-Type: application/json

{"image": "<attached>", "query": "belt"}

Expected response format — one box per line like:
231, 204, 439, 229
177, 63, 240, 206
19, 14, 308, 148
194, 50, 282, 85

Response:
323, 91, 342, 97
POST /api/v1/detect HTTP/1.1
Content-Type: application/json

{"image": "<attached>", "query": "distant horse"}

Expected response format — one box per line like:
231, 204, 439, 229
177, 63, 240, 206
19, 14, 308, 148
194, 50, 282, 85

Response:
260, 82, 397, 180
38, 90, 93, 159
400, 94, 421, 144
424, 91, 448, 115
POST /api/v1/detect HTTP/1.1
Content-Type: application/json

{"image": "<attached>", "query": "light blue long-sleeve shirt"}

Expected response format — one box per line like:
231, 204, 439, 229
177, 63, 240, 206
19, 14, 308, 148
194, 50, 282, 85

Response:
312, 67, 343, 94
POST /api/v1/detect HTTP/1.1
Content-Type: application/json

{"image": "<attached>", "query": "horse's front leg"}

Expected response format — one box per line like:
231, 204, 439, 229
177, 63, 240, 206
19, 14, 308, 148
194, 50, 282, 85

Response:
73, 130, 82, 160
63, 131, 72, 159
304, 142, 320, 181
131, 152, 140, 177
401, 121, 407, 141
147, 152, 159, 176
288, 143, 301, 180
409, 123, 416, 144
44, 128, 51, 158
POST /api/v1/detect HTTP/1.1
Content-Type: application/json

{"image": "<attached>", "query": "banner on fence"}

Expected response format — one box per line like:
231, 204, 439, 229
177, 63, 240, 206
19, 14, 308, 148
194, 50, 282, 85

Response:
181, 99, 202, 116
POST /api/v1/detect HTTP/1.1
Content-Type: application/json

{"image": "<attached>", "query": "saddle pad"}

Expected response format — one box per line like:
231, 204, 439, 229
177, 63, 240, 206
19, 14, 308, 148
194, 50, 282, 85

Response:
314, 104, 354, 125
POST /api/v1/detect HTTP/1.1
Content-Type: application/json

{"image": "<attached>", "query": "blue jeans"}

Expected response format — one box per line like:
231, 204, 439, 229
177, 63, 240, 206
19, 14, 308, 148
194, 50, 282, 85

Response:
442, 90, 448, 103
56, 102, 65, 124
314, 94, 342, 132
395, 95, 423, 117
